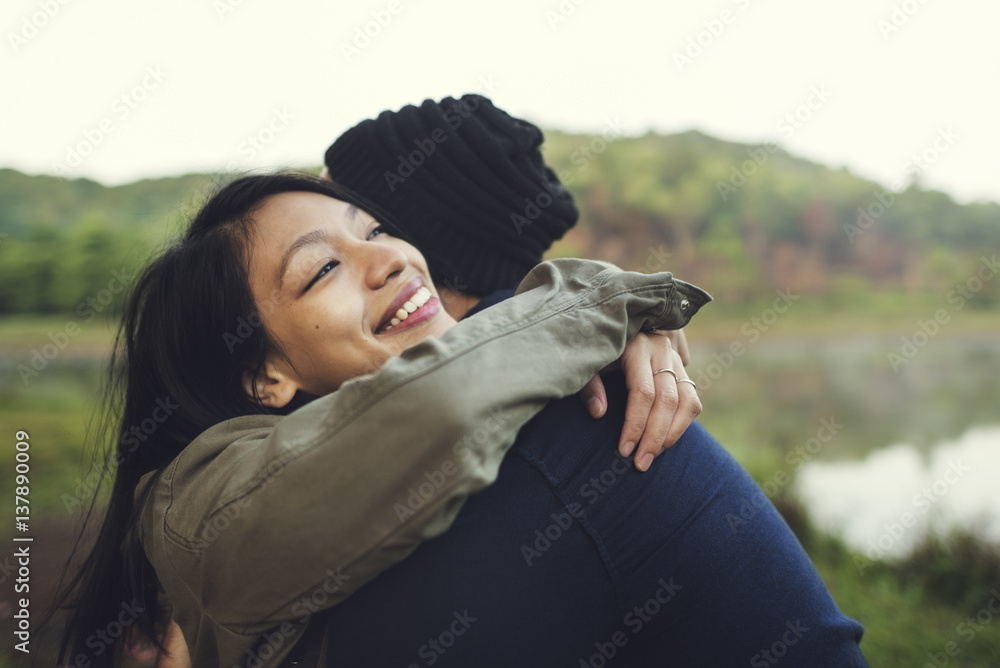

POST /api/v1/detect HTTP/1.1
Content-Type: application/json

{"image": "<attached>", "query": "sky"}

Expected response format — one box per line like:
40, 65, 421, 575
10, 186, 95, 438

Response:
2, 0, 998, 204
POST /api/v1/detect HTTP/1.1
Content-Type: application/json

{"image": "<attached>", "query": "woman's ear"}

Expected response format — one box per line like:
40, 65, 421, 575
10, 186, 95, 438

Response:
242, 358, 300, 408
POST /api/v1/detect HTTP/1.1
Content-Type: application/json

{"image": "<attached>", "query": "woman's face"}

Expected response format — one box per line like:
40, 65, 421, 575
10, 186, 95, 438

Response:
244, 191, 457, 404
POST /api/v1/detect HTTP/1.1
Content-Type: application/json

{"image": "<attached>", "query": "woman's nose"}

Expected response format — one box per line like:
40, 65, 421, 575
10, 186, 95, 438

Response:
364, 242, 407, 290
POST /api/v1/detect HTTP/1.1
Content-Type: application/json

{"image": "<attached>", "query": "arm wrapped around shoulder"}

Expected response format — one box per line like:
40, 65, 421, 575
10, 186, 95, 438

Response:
514, 257, 712, 335
148, 257, 711, 647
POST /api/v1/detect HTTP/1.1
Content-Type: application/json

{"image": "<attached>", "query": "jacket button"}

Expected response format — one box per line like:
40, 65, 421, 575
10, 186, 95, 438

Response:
680, 298, 690, 310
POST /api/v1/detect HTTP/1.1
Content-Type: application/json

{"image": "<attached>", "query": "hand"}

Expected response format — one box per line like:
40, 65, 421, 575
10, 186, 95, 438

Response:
579, 330, 701, 472
663, 328, 690, 366
155, 618, 191, 668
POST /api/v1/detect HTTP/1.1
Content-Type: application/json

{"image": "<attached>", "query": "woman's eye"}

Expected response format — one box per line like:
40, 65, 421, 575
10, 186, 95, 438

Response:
367, 225, 385, 240
304, 261, 338, 293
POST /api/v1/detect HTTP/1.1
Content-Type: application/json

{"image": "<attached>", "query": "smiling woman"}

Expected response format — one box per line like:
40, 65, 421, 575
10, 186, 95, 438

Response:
51, 172, 710, 668
240, 192, 457, 402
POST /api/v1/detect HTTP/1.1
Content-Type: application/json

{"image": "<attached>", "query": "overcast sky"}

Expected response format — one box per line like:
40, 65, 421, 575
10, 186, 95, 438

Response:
2, 0, 997, 203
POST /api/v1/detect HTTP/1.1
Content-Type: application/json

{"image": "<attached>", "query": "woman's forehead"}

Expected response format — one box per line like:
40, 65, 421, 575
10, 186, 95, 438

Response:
255, 192, 360, 233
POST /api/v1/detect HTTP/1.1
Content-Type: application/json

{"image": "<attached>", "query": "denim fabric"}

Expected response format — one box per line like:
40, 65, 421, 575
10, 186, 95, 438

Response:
318, 372, 868, 667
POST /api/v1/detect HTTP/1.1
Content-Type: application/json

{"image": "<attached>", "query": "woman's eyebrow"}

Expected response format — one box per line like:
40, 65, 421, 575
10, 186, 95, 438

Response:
276, 228, 333, 289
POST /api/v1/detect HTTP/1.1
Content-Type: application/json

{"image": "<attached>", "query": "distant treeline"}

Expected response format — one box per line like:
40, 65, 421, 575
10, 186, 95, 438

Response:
541, 130, 999, 305
1, 128, 998, 314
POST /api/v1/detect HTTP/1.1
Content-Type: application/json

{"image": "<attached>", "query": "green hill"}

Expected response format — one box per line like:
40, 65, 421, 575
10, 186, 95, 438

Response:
0, 128, 997, 314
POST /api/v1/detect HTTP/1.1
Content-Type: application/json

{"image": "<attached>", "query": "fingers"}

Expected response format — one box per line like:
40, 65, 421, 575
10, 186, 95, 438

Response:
629, 349, 702, 473
615, 332, 703, 472
673, 329, 690, 366
662, 366, 702, 450
631, 356, 682, 471
580, 373, 608, 418
617, 334, 660, 459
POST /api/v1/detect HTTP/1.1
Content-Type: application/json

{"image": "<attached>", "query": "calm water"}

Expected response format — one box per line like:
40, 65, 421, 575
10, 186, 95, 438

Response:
690, 333, 1000, 558
796, 426, 1000, 557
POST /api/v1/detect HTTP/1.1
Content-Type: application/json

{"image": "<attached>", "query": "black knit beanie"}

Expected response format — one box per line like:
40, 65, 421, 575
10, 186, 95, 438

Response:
323, 94, 579, 297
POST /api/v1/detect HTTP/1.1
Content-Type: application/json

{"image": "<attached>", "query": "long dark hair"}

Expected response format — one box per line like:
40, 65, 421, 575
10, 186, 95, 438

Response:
52, 173, 404, 667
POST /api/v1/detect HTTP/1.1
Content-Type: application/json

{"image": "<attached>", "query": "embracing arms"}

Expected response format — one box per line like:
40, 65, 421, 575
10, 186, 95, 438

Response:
138, 258, 710, 654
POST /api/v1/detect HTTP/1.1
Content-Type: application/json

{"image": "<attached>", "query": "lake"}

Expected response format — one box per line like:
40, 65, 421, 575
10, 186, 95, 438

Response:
689, 331, 1000, 558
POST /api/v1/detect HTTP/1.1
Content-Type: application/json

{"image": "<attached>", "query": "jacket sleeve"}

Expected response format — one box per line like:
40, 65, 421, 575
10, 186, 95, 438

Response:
148, 258, 711, 632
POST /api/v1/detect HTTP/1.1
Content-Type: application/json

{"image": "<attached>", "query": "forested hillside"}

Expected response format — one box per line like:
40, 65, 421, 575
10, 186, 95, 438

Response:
542, 130, 999, 304
1, 128, 997, 314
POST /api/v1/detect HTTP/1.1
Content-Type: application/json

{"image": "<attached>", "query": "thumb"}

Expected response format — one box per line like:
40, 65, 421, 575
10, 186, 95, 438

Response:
580, 374, 608, 418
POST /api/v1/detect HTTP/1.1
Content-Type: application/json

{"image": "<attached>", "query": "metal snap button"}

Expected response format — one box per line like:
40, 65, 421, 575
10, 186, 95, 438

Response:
680, 298, 690, 310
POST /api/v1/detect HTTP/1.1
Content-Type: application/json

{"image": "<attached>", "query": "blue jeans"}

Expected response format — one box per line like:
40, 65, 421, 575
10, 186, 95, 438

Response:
319, 374, 867, 667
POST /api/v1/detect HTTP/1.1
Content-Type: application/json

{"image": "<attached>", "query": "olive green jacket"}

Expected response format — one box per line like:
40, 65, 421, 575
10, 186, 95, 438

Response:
136, 258, 711, 667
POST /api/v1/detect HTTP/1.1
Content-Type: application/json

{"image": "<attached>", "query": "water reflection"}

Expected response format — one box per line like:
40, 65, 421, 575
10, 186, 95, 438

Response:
692, 336, 1000, 459
795, 426, 1000, 558
690, 335, 1000, 557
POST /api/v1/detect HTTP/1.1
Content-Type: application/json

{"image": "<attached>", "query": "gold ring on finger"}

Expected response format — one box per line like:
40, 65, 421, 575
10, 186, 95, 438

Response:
676, 378, 697, 390
653, 368, 677, 380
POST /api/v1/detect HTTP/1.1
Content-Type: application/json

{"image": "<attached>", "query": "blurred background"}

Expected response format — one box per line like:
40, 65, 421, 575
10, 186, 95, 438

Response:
1, 0, 998, 665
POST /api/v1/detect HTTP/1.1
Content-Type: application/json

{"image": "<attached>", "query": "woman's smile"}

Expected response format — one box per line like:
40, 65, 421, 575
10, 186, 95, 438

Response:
244, 191, 457, 401
375, 277, 442, 335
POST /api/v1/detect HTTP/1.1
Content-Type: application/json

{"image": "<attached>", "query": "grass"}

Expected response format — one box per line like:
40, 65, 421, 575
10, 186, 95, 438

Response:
684, 293, 999, 342
0, 313, 119, 353
802, 526, 1000, 666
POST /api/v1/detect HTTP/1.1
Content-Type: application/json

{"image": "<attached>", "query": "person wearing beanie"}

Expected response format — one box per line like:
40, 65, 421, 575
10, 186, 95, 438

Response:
323, 94, 693, 360
322, 93, 579, 300
147, 99, 867, 668
304, 98, 869, 666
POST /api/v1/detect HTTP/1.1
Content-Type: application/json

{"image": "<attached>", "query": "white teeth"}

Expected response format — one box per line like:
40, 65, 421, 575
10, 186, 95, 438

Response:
382, 286, 434, 333
412, 288, 430, 306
